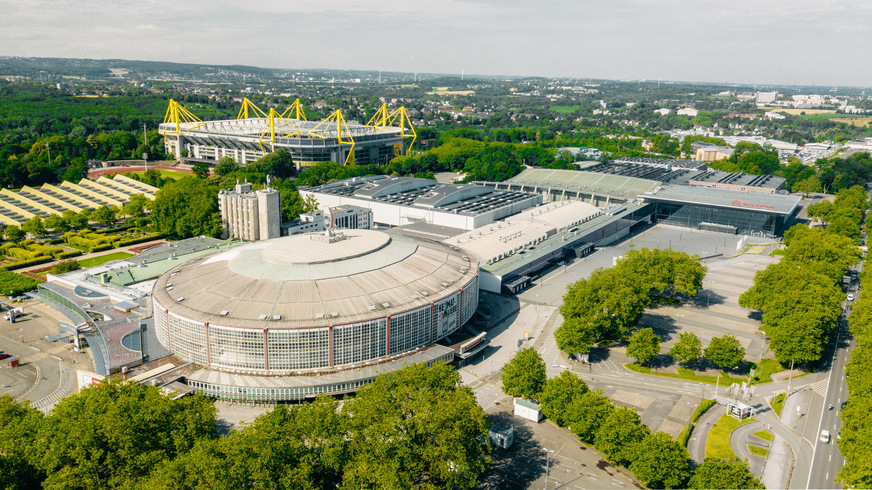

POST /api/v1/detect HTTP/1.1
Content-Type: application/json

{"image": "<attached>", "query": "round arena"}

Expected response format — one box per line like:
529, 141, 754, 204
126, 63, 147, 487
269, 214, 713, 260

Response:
152, 229, 479, 402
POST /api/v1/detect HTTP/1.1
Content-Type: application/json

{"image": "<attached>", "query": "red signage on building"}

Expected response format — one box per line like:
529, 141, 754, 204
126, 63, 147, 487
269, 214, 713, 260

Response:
730, 199, 776, 210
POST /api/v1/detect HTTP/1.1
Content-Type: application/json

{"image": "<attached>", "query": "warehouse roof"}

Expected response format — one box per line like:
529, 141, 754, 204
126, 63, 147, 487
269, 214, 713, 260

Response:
304, 176, 537, 217
505, 200, 602, 230
508, 168, 659, 198
641, 185, 801, 215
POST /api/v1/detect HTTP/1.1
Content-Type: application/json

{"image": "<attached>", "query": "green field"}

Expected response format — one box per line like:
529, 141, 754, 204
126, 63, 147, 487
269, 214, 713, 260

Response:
770, 393, 786, 416
706, 415, 754, 459
129, 169, 188, 181
549, 105, 580, 113
749, 445, 769, 457
77, 252, 135, 268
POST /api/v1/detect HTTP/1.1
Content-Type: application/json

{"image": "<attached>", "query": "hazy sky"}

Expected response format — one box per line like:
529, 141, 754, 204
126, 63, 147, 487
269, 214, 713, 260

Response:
2, 0, 870, 87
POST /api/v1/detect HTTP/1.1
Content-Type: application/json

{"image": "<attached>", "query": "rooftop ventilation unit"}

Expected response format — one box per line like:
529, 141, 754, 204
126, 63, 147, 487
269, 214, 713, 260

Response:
272, 315, 281, 321
381, 302, 391, 308
176, 297, 185, 302
315, 313, 325, 319
258, 314, 269, 320
219, 310, 229, 316
330, 312, 340, 318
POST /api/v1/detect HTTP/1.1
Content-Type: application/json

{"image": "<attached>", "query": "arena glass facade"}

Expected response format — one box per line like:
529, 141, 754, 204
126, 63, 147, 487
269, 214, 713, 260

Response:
153, 275, 478, 375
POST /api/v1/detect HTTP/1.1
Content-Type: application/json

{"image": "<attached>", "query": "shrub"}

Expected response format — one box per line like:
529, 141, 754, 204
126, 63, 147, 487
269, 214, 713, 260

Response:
1, 256, 54, 271
56, 250, 83, 260
90, 244, 113, 253
0, 270, 40, 296
113, 233, 165, 248
51, 260, 81, 274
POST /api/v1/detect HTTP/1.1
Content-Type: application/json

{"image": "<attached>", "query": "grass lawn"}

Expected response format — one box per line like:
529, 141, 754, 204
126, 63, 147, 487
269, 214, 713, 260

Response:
129, 169, 188, 181
748, 445, 769, 457
706, 415, 754, 459
770, 393, 785, 417
550, 105, 580, 113
749, 358, 785, 385
77, 251, 134, 268
626, 363, 743, 386
753, 430, 774, 442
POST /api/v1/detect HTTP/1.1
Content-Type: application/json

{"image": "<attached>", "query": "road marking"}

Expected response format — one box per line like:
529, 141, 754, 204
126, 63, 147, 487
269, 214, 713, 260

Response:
829, 455, 832, 462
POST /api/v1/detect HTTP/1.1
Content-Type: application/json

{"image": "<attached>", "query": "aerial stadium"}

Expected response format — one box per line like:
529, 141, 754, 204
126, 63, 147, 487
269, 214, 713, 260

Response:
151, 228, 478, 402
159, 99, 416, 168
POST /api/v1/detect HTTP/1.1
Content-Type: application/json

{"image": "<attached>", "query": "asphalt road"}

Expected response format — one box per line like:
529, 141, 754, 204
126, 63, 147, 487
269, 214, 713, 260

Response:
806, 298, 855, 489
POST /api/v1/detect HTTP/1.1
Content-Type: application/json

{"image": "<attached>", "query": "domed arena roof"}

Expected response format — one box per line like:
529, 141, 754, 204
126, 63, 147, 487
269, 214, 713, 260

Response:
152, 230, 478, 329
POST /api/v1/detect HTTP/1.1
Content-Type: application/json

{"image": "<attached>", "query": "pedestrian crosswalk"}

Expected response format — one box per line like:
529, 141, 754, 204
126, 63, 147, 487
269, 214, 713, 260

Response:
811, 379, 829, 398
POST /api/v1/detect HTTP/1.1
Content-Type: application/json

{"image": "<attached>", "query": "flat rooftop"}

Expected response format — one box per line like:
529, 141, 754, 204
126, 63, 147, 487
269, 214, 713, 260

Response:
507, 168, 660, 198
304, 176, 538, 217
642, 185, 801, 215
687, 170, 787, 190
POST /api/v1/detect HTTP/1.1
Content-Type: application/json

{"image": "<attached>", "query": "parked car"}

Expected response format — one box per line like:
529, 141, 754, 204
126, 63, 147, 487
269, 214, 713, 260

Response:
847, 294, 855, 301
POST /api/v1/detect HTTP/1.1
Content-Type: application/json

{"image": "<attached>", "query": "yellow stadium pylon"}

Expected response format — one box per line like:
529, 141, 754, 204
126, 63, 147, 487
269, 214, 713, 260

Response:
309, 110, 355, 165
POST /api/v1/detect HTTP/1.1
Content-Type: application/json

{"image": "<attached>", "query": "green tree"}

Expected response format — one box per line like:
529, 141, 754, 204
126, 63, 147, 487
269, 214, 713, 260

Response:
594, 405, 650, 467
687, 457, 763, 490
341, 362, 492, 489
4, 224, 24, 243
150, 395, 345, 489
627, 327, 660, 366
621, 248, 707, 299
192, 162, 209, 178
21, 216, 46, 238
501, 347, 547, 399
764, 286, 842, 365
566, 390, 615, 444
214, 156, 238, 176
827, 215, 861, 243
51, 260, 81, 275
629, 432, 692, 489
0, 394, 45, 489
63, 209, 89, 230
44, 214, 68, 233
91, 206, 117, 227
793, 175, 822, 194
704, 335, 745, 370
557, 267, 650, 354
669, 331, 702, 365
34, 380, 217, 490
539, 371, 588, 427
149, 177, 222, 239
121, 194, 148, 218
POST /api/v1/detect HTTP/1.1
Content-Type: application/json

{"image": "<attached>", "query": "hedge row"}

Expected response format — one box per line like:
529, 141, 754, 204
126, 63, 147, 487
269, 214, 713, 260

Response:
102, 224, 135, 234
1, 256, 54, 271
56, 250, 83, 260
112, 233, 165, 248
89, 244, 114, 253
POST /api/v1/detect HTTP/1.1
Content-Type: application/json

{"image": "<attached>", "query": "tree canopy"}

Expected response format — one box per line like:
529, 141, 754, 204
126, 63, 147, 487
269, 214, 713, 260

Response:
557, 249, 704, 355
669, 331, 702, 366
687, 457, 764, 490
539, 371, 588, 427
704, 335, 745, 370
626, 327, 661, 366
501, 347, 547, 399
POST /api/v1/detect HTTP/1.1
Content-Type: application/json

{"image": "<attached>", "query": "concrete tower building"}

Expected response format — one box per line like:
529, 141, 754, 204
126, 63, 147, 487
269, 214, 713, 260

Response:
219, 181, 280, 241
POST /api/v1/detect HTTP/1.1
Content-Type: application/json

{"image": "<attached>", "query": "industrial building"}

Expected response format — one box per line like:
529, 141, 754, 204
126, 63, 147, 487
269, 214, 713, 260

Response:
151, 229, 478, 402
0, 174, 158, 226
159, 99, 416, 168
446, 201, 652, 293
282, 205, 372, 236
218, 181, 281, 241
641, 186, 801, 237
300, 176, 541, 231
482, 168, 660, 207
